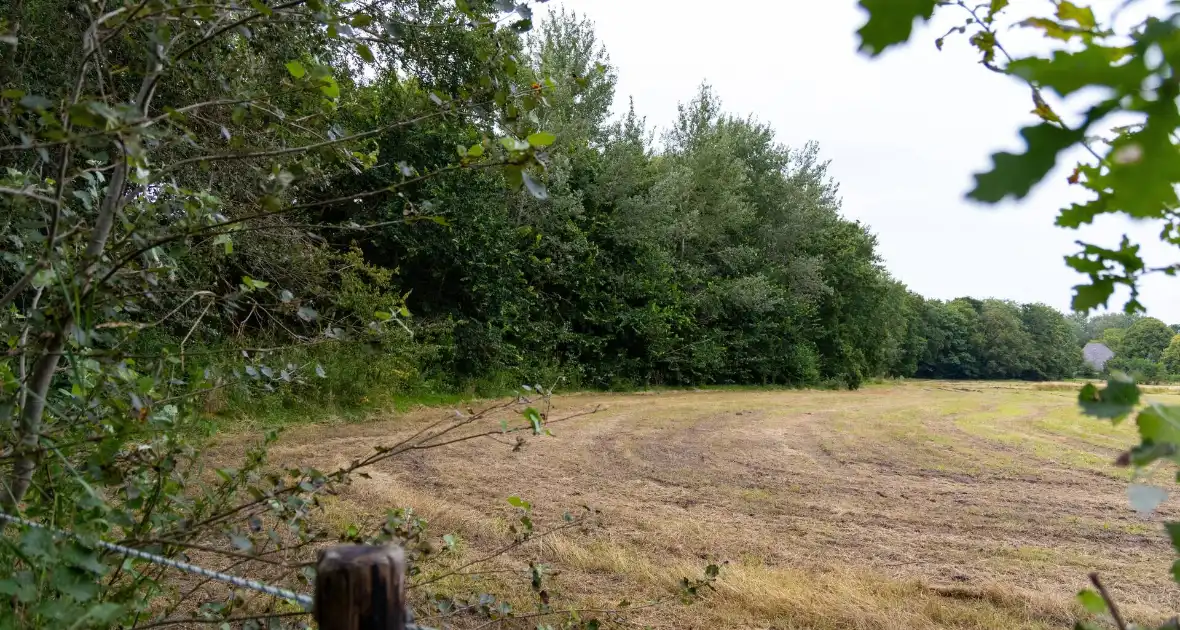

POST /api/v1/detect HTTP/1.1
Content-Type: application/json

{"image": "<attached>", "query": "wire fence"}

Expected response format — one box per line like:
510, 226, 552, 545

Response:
2, 508, 450, 629
0, 510, 315, 608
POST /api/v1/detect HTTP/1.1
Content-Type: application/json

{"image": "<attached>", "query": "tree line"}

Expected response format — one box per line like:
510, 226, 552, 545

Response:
1, 6, 1137, 406
188, 11, 1112, 392
254, 12, 1121, 391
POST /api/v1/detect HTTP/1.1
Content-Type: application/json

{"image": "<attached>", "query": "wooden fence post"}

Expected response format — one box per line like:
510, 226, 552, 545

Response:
314, 545, 408, 630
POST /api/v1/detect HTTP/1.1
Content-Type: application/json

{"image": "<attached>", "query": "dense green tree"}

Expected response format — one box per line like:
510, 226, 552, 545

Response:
1121, 318, 1174, 362
1102, 328, 1127, 354
915, 299, 983, 379
334, 39, 908, 390
0, 0, 591, 627
1162, 335, 1180, 375
908, 297, 1080, 381
1022, 303, 1083, 380
1081, 313, 1142, 347
977, 300, 1034, 378
878, 284, 926, 378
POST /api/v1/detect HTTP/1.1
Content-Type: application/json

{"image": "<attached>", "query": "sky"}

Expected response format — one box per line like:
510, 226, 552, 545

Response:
549, 0, 1179, 322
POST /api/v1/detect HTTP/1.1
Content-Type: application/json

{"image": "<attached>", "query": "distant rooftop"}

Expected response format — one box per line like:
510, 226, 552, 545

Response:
1083, 342, 1114, 371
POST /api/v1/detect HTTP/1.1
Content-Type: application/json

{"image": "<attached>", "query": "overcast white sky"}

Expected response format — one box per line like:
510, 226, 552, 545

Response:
551, 0, 1179, 322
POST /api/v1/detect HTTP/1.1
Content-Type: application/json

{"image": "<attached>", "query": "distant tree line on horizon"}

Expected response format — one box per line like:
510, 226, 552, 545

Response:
890, 296, 1082, 382
889, 300, 1179, 384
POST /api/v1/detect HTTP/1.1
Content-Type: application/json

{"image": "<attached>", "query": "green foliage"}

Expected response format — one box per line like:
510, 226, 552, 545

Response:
348, 60, 910, 389
1077, 588, 1107, 614
1078, 375, 1140, 422
968, 123, 1084, 203
906, 297, 1080, 381
1076, 312, 1140, 348
0, 0, 622, 627
1101, 327, 1127, 354
1162, 335, 1180, 375
1074, 375, 1180, 624
859, 0, 1180, 315
1105, 356, 1167, 384
1021, 303, 1084, 379
855, 0, 938, 55
858, 1, 1180, 626
1120, 317, 1174, 362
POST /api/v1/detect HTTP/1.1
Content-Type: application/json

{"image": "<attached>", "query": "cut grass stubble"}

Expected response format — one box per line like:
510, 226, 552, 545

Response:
212, 381, 1180, 629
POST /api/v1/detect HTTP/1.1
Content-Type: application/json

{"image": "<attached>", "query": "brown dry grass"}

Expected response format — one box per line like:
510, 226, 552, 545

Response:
212, 380, 1180, 629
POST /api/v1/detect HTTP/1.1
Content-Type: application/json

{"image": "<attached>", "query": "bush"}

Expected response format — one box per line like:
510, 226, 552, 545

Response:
1106, 357, 1167, 385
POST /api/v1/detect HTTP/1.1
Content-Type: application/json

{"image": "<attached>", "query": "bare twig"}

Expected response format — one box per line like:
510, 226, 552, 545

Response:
1089, 573, 1128, 630
134, 538, 292, 567
174, 0, 307, 61
163, 109, 446, 171
0, 261, 48, 312
169, 402, 601, 538
0, 88, 311, 154
16, 285, 44, 423
950, 0, 1107, 165
180, 298, 216, 368
0, 185, 57, 204
411, 519, 586, 590
132, 610, 309, 630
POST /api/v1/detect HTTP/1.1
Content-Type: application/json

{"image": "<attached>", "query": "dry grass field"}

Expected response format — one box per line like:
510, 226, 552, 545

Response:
217, 381, 1180, 629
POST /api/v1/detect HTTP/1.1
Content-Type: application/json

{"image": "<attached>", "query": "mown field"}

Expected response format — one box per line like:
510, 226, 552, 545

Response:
215, 381, 1180, 629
